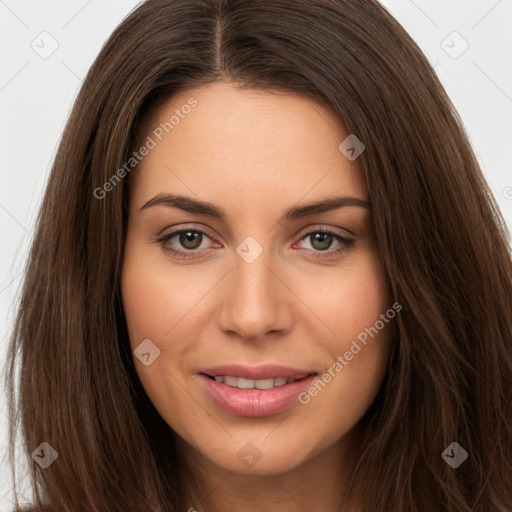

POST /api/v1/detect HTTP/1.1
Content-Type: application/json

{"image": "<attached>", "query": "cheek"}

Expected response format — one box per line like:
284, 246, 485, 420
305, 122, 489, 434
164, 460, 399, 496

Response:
121, 249, 197, 427
120, 240, 214, 401
334, 253, 394, 377
121, 265, 170, 346
121, 240, 205, 345
335, 256, 392, 342
297, 244, 393, 351
120, 242, 186, 416
296, 249, 395, 420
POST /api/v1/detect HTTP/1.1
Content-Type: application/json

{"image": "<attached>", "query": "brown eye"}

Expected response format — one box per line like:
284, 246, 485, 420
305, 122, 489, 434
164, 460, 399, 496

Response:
156, 226, 354, 261
177, 231, 203, 250
156, 228, 214, 259
309, 232, 335, 251
297, 228, 355, 258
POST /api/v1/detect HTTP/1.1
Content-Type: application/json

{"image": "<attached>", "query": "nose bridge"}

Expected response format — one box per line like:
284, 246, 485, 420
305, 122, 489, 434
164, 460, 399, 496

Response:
217, 237, 290, 339
235, 245, 275, 301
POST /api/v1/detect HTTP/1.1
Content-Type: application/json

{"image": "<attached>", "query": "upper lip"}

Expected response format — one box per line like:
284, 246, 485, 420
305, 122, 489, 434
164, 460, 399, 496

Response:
199, 364, 317, 381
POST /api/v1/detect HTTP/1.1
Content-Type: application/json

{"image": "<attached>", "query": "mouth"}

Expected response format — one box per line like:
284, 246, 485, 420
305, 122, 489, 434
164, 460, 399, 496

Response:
197, 365, 318, 417
201, 373, 313, 390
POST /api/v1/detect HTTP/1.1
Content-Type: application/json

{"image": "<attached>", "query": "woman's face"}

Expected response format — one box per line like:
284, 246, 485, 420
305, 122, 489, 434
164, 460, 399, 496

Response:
122, 81, 395, 476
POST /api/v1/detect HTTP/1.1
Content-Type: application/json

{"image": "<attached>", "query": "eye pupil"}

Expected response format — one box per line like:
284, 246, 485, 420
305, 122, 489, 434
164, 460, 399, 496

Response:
180, 231, 202, 249
311, 233, 332, 251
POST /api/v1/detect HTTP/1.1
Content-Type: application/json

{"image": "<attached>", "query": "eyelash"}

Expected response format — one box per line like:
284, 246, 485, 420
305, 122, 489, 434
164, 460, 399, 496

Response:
155, 226, 355, 261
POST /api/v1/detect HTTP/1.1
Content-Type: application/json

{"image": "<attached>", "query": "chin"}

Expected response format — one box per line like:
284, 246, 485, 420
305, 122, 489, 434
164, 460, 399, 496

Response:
197, 437, 312, 475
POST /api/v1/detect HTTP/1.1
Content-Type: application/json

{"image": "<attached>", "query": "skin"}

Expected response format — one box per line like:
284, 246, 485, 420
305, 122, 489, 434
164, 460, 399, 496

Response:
121, 81, 396, 512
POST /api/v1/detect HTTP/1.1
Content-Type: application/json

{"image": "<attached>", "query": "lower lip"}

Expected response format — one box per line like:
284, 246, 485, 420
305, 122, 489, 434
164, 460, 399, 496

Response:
198, 374, 317, 417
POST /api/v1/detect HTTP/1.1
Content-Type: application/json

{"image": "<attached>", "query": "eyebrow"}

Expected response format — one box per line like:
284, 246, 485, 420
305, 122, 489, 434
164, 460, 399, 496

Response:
140, 193, 370, 222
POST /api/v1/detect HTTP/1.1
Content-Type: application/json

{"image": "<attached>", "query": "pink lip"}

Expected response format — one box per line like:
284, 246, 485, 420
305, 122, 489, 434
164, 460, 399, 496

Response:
198, 372, 317, 417
199, 363, 315, 381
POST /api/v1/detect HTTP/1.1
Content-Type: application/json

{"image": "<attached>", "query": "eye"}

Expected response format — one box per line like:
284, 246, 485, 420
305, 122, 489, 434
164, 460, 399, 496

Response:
155, 225, 355, 260
296, 227, 354, 258
156, 227, 216, 259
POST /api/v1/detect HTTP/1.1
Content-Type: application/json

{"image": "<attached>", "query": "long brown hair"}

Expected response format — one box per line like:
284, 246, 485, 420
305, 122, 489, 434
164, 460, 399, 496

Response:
5, 0, 512, 510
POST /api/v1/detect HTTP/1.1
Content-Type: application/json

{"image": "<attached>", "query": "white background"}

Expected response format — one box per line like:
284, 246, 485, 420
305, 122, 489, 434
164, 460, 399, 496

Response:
1, 0, 511, 508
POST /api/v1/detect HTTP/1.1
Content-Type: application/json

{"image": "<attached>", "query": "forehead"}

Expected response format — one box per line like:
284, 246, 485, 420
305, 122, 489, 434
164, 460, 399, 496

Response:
130, 82, 367, 209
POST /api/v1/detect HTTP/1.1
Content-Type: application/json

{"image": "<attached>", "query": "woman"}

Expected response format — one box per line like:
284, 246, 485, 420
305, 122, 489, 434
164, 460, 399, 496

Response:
5, 0, 512, 511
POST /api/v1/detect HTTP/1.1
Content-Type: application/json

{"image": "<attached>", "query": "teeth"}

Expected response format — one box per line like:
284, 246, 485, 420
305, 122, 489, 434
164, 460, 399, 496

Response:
224, 376, 238, 387
212, 376, 300, 389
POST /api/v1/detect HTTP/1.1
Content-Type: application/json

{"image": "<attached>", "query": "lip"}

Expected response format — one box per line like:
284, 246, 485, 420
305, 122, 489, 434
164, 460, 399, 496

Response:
198, 369, 317, 417
199, 363, 315, 381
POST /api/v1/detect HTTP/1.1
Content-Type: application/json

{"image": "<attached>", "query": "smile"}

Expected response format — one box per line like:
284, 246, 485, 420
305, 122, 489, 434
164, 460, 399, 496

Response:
205, 375, 308, 389
199, 371, 317, 417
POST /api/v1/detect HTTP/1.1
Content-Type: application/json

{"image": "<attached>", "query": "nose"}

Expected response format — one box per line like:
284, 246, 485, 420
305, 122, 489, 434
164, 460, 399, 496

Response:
217, 247, 293, 342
